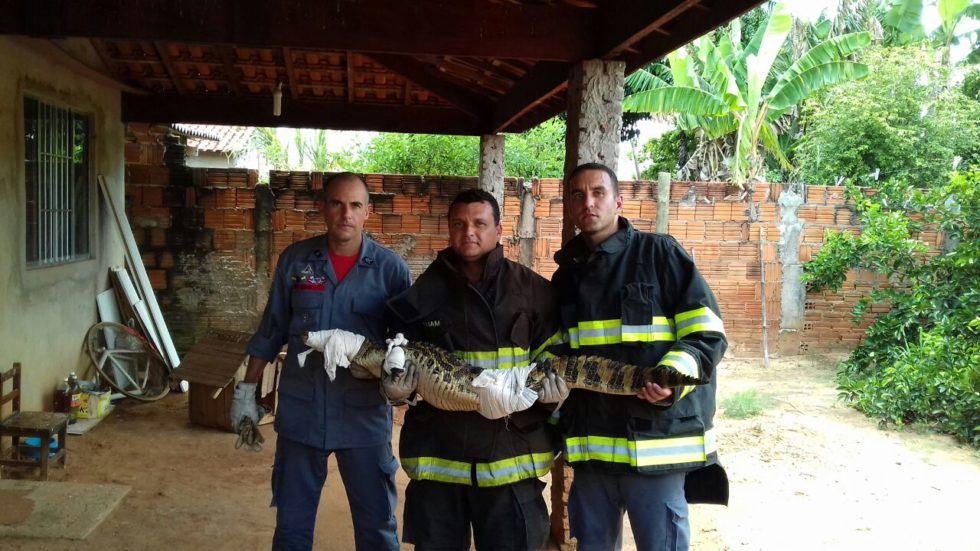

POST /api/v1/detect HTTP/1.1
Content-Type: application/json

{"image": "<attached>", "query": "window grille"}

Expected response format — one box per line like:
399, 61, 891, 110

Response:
24, 97, 91, 267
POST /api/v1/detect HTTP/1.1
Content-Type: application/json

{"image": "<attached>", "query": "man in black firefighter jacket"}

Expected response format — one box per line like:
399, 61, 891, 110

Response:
551, 163, 729, 551
386, 188, 565, 551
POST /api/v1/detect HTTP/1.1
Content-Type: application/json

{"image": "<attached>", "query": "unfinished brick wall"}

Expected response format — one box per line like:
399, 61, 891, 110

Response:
124, 125, 935, 357
125, 124, 262, 351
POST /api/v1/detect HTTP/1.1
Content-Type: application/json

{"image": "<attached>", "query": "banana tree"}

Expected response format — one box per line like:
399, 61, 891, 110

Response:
624, 3, 871, 186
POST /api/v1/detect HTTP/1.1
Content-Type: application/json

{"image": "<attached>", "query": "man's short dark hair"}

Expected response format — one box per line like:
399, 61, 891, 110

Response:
319, 172, 370, 202
567, 162, 619, 195
449, 188, 501, 224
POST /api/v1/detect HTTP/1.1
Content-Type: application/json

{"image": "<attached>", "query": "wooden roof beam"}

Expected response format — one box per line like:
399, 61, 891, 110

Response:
616, 0, 762, 73
216, 46, 245, 95
489, 62, 570, 133
366, 53, 492, 120
2, 0, 594, 61
121, 93, 486, 135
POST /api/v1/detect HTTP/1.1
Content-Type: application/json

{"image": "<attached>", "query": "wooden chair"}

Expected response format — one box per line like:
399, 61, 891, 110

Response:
0, 363, 69, 480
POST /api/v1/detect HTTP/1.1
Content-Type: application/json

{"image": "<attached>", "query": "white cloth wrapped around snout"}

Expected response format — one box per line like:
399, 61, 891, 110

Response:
470, 364, 538, 420
299, 329, 366, 381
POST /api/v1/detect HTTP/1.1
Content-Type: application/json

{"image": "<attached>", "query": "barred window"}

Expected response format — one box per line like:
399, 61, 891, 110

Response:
24, 97, 91, 267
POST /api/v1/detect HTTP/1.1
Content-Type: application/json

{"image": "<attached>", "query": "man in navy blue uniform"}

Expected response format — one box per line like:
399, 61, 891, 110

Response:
233, 172, 411, 551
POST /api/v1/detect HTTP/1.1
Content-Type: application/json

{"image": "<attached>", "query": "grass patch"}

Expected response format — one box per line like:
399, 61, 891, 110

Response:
722, 389, 774, 419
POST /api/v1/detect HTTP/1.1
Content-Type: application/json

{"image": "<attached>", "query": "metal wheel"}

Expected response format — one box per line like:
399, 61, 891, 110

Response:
85, 322, 171, 402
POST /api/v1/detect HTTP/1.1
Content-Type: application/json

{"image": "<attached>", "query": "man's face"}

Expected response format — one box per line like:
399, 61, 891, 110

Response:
448, 200, 502, 263
317, 176, 370, 246
567, 169, 623, 243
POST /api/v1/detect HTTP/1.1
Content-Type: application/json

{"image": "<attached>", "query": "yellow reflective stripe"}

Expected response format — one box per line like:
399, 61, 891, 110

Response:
567, 327, 580, 349
622, 317, 676, 343
579, 319, 621, 330
658, 350, 700, 379
565, 429, 717, 468
402, 454, 555, 487
568, 317, 677, 348
457, 347, 531, 370
674, 307, 726, 338
401, 457, 471, 485
474, 452, 555, 487
633, 434, 708, 467
678, 385, 696, 399
566, 436, 632, 464
531, 329, 565, 360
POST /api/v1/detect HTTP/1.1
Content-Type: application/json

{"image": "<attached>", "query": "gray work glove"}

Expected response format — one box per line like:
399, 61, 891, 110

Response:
230, 382, 261, 433
537, 372, 570, 404
381, 359, 419, 405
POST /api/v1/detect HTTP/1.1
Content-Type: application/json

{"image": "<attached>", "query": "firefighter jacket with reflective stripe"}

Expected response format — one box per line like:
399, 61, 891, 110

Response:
387, 245, 563, 487
551, 218, 729, 504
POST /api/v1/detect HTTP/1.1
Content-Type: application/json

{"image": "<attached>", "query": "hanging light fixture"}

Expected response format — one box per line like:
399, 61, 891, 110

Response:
273, 82, 283, 117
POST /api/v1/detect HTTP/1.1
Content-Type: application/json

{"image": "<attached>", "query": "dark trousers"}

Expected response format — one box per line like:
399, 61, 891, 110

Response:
568, 470, 689, 551
270, 436, 399, 551
403, 477, 550, 551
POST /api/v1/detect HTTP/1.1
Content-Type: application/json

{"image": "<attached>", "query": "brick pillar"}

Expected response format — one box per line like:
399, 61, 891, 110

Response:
478, 134, 505, 210
562, 60, 625, 244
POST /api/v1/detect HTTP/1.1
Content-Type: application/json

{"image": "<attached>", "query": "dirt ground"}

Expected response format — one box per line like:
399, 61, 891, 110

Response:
3, 354, 978, 550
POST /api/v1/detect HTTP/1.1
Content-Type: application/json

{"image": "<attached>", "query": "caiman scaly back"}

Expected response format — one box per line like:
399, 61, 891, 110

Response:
350, 340, 707, 413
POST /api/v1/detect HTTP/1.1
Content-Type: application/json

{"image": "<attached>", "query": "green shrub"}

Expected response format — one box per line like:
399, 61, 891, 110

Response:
722, 389, 774, 419
805, 169, 980, 446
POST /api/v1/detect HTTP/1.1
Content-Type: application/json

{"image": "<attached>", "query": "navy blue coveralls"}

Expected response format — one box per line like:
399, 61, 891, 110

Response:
247, 234, 411, 551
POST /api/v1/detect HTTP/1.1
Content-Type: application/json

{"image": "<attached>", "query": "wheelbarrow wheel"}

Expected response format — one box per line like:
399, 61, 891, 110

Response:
85, 322, 171, 402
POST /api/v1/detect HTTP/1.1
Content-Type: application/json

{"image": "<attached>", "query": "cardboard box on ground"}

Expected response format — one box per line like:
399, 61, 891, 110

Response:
172, 331, 281, 432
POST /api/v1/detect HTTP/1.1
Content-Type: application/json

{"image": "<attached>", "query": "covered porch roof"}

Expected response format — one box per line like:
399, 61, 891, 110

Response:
2, 0, 763, 135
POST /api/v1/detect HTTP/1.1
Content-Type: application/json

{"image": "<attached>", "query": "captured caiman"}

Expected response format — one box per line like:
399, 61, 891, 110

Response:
346, 338, 708, 413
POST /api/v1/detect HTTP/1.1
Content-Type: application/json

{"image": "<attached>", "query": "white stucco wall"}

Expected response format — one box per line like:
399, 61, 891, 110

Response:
0, 37, 126, 410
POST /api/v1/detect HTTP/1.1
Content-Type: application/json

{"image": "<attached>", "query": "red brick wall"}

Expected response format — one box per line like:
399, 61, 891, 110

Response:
124, 126, 937, 356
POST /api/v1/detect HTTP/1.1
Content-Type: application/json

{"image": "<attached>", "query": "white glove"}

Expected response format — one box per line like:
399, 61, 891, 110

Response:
538, 372, 570, 404
381, 359, 419, 404
471, 365, 537, 420
384, 333, 409, 376
230, 382, 261, 433
299, 329, 366, 381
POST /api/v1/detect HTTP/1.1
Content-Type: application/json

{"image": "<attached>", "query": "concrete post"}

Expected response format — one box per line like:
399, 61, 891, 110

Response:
562, 60, 625, 244
478, 134, 505, 210
656, 171, 671, 234
778, 183, 806, 355
517, 178, 536, 269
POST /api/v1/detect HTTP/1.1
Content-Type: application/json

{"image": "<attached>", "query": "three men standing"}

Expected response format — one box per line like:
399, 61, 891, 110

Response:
234, 164, 727, 551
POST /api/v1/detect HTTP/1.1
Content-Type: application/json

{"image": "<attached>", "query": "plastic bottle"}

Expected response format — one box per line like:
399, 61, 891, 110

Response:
53, 378, 69, 413
67, 372, 81, 424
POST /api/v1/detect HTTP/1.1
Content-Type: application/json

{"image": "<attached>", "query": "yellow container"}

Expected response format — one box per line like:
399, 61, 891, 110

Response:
78, 390, 111, 419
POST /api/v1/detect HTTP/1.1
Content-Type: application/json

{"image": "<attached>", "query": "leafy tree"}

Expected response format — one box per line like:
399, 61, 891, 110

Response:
794, 45, 980, 187
880, 0, 980, 65
804, 170, 980, 446
348, 117, 567, 179
251, 127, 290, 171
624, 2, 871, 186
631, 129, 697, 179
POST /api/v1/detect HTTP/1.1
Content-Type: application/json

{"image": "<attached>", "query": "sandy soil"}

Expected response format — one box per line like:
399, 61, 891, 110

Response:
2, 354, 978, 550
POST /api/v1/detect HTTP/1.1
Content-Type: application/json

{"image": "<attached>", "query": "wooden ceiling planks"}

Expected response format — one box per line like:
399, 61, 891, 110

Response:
2, 0, 764, 135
